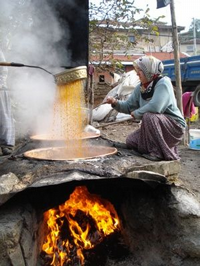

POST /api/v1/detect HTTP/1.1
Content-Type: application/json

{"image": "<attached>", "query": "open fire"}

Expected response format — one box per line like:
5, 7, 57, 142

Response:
42, 186, 121, 265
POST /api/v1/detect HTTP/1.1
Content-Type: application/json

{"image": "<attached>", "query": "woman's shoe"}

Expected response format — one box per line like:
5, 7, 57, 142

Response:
1, 147, 13, 155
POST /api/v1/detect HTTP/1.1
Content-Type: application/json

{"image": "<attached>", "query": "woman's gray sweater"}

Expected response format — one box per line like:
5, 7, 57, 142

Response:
113, 76, 186, 128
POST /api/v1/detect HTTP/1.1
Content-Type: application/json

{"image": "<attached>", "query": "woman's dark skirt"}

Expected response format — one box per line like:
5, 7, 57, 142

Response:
126, 112, 185, 160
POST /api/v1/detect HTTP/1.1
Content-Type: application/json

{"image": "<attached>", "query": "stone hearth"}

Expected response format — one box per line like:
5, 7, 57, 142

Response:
0, 137, 200, 266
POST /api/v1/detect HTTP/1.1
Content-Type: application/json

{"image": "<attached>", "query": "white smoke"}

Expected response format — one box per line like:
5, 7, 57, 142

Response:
0, 0, 71, 137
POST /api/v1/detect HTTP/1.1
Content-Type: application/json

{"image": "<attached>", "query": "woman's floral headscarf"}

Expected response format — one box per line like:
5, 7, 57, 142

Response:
133, 55, 164, 82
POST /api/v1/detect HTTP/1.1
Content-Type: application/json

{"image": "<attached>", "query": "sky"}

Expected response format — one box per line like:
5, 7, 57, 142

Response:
90, 0, 200, 32
133, 0, 200, 31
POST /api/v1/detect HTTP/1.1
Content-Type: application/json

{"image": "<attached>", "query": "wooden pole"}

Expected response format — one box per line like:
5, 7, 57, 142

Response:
170, 0, 183, 114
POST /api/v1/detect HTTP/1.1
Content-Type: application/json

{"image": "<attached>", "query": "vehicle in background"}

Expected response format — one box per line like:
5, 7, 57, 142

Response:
162, 55, 200, 106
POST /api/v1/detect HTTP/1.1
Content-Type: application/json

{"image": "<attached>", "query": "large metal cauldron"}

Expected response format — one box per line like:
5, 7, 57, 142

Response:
23, 66, 118, 161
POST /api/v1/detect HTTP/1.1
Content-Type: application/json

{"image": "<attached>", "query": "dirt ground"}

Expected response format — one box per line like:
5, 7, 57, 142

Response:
98, 118, 200, 199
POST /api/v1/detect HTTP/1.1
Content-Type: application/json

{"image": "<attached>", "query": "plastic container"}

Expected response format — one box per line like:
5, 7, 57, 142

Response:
189, 129, 200, 140
189, 129, 200, 150
189, 138, 200, 150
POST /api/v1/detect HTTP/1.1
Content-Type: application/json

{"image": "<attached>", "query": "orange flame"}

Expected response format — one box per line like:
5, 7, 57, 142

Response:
42, 186, 121, 265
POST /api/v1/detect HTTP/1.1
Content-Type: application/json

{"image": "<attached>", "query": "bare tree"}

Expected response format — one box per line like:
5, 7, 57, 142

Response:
89, 0, 163, 72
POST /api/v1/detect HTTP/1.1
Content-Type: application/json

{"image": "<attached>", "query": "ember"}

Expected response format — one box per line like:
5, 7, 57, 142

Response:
42, 186, 121, 265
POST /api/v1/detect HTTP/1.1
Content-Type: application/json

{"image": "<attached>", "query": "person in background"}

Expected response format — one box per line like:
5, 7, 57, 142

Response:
106, 55, 186, 161
0, 48, 15, 155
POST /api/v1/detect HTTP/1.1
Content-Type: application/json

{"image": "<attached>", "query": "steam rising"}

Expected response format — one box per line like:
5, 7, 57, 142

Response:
0, 0, 72, 137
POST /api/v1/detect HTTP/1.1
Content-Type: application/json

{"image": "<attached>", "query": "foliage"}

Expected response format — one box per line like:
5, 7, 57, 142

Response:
89, 0, 163, 72
189, 19, 200, 33
179, 18, 200, 52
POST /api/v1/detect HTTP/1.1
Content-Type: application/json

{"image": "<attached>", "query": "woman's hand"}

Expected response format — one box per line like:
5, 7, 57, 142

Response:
105, 96, 118, 105
131, 111, 135, 119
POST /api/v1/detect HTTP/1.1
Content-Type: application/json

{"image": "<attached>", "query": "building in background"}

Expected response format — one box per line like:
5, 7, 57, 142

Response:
90, 21, 186, 87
